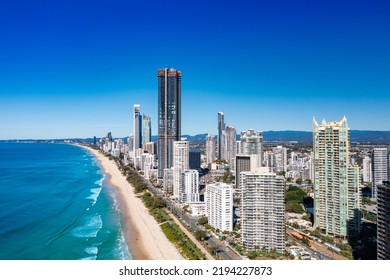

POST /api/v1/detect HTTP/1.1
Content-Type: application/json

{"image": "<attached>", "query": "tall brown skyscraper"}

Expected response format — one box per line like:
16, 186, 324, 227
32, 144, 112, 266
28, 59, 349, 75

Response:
157, 68, 181, 177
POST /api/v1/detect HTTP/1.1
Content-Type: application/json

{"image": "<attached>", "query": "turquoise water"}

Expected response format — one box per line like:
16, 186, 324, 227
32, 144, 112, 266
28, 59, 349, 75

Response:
0, 143, 131, 260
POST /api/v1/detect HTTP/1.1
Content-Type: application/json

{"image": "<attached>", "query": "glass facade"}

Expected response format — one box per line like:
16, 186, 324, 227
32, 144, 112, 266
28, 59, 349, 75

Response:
157, 68, 181, 177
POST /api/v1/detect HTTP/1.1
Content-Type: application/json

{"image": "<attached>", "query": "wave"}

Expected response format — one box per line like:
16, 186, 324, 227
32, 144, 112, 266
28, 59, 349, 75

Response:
87, 187, 102, 206
114, 230, 132, 260
70, 214, 103, 238
85, 246, 98, 255
79, 256, 97, 260
94, 174, 106, 187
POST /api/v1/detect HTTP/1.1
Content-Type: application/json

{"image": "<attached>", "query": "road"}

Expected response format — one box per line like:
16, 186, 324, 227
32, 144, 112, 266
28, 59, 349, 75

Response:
140, 176, 241, 260
286, 227, 347, 260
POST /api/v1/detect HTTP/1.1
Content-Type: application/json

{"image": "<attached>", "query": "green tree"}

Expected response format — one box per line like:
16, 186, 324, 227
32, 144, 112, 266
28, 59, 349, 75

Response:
194, 230, 207, 241
247, 251, 257, 260
198, 216, 208, 226
222, 171, 234, 184
302, 237, 311, 247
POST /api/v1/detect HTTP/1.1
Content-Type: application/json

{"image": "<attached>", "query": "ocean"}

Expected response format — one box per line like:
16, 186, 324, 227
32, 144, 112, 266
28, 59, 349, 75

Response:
0, 143, 131, 260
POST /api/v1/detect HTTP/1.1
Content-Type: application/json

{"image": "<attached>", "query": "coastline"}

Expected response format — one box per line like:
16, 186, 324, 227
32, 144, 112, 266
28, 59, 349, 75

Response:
80, 145, 183, 260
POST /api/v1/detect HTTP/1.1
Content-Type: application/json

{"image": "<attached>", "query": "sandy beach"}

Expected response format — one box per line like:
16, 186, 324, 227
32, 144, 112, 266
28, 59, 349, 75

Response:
81, 146, 183, 260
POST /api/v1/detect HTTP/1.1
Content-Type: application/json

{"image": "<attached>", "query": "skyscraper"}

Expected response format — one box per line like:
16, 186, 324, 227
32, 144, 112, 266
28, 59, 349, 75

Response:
173, 140, 189, 198
218, 112, 225, 160
240, 129, 263, 165
157, 68, 181, 177
362, 156, 372, 183
313, 117, 361, 238
224, 125, 237, 169
264, 151, 276, 172
205, 134, 216, 165
182, 170, 200, 203
236, 155, 250, 189
240, 168, 285, 253
236, 154, 261, 191
272, 146, 288, 173
205, 182, 233, 232
189, 148, 201, 169
142, 113, 151, 146
372, 148, 388, 199
133, 104, 142, 150
377, 181, 390, 260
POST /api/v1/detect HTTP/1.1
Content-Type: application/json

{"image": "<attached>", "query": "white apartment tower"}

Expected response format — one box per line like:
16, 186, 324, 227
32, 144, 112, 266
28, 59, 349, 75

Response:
362, 156, 372, 183
205, 134, 217, 165
224, 125, 237, 169
240, 168, 285, 253
272, 146, 288, 173
372, 148, 388, 199
181, 170, 200, 203
205, 182, 233, 232
173, 140, 189, 198
240, 129, 263, 165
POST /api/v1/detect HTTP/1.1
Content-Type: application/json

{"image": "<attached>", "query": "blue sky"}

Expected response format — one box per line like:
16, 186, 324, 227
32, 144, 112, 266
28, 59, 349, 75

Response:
0, 0, 389, 139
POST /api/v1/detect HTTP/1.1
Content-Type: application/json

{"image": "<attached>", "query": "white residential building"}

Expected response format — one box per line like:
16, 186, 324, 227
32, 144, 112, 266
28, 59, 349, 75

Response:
240, 168, 285, 253
272, 145, 288, 173
181, 169, 200, 203
372, 148, 388, 199
206, 134, 217, 165
205, 182, 233, 232
173, 140, 189, 198
163, 168, 174, 194
362, 156, 372, 183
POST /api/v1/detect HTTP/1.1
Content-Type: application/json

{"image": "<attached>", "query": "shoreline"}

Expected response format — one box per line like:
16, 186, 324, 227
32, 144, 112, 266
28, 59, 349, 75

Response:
80, 145, 183, 260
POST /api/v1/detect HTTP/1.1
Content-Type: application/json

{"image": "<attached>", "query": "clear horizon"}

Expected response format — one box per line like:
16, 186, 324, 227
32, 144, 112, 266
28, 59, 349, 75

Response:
1, 0, 389, 139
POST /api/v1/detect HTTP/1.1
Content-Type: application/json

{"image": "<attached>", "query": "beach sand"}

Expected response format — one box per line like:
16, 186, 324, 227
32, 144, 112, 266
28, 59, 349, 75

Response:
82, 146, 183, 260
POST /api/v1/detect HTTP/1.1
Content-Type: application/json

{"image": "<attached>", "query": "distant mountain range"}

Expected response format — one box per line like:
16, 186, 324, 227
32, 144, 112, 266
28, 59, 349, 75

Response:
2, 130, 390, 144
156, 130, 390, 144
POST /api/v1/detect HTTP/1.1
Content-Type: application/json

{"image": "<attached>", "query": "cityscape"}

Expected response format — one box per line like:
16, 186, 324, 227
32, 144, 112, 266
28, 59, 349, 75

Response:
87, 67, 389, 260
0, 0, 389, 266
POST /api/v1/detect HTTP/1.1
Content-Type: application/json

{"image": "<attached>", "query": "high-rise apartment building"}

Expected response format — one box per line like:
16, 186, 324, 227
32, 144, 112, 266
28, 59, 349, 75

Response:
205, 182, 233, 232
189, 149, 201, 169
264, 151, 275, 172
236, 155, 251, 190
240, 129, 263, 165
224, 125, 237, 169
240, 168, 285, 253
142, 113, 151, 146
218, 112, 225, 160
313, 117, 361, 238
143, 142, 156, 155
133, 104, 142, 150
157, 68, 181, 177
377, 181, 390, 260
181, 170, 200, 203
272, 146, 288, 173
362, 156, 372, 183
128, 135, 134, 153
163, 168, 174, 194
206, 134, 216, 165
173, 140, 189, 198
236, 154, 261, 190
372, 148, 388, 199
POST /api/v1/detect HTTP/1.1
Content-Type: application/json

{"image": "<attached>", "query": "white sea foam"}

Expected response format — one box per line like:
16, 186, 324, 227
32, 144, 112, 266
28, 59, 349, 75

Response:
87, 187, 102, 206
115, 230, 132, 260
85, 246, 98, 255
79, 256, 97, 260
70, 214, 103, 238
95, 174, 106, 187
